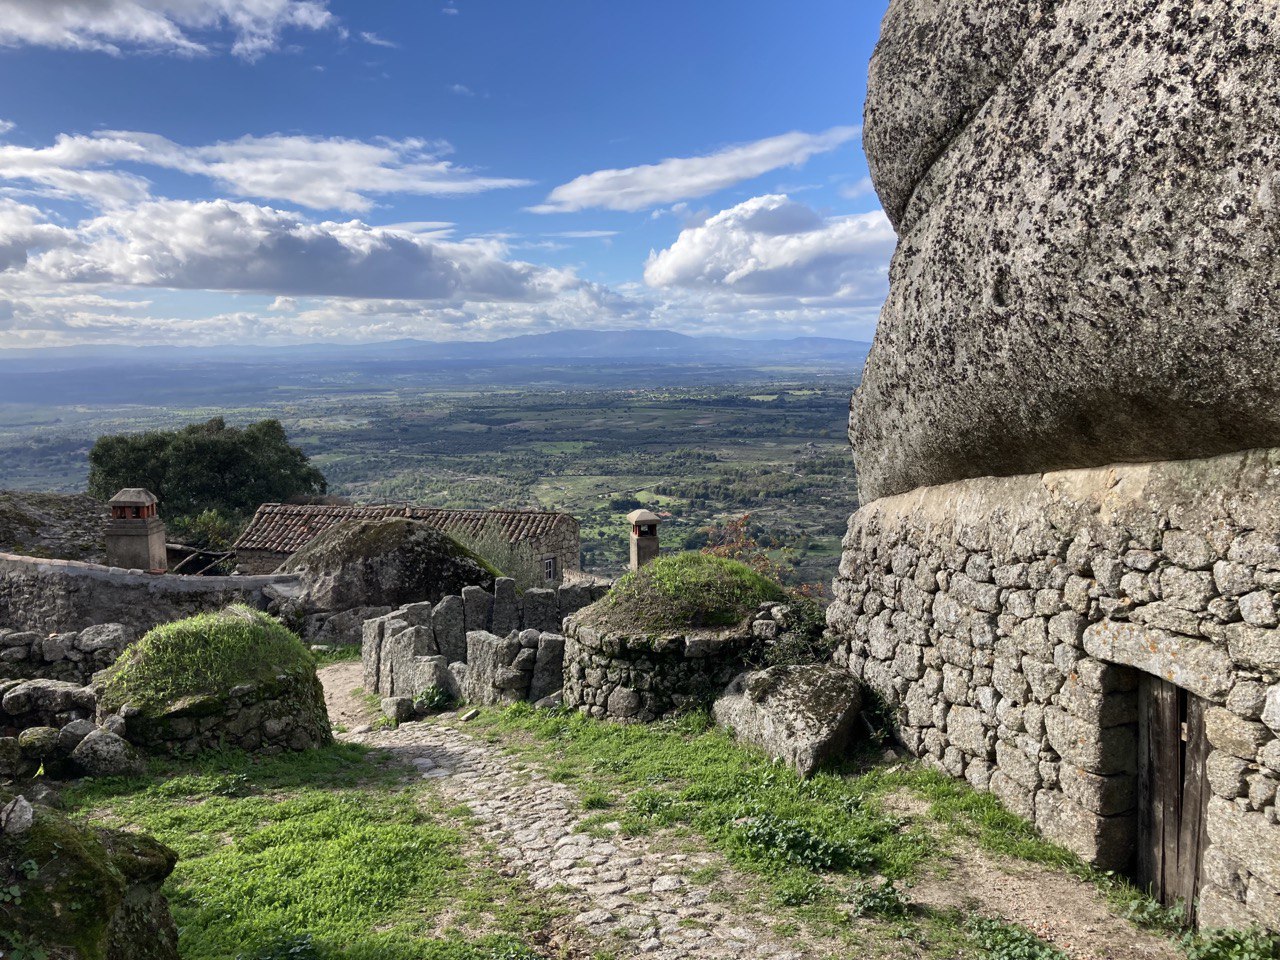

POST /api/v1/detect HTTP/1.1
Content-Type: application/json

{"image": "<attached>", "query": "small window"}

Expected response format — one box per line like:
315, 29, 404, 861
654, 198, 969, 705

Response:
544, 556, 558, 581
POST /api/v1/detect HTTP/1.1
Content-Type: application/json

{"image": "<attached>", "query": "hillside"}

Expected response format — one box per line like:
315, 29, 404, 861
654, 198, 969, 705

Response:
0, 490, 106, 562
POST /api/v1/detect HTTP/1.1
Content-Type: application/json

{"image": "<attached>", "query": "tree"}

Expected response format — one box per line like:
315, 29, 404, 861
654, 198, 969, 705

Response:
87, 418, 326, 540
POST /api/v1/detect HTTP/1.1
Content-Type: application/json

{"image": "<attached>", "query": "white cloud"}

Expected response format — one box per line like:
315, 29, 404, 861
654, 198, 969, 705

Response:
0, 130, 530, 211
0, 199, 74, 272
449, 83, 474, 96
546, 230, 618, 239
0, 120, 13, 136
0, 0, 334, 60
644, 194, 896, 303
24, 199, 584, 302
359, 30, 395, 48
529, 126, 859, 214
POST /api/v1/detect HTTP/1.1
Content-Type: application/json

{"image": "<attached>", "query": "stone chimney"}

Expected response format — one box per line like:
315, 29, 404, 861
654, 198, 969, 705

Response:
105, 488, 167, 573
627, 509, 661, 572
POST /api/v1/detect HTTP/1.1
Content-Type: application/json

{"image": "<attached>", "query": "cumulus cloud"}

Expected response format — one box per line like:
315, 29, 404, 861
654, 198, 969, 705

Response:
24, 198, 582, 302
529, 127, 859, 214
644, 194, 896, 302
0, 130, 530, 211
0, 120, 13, 136
0, 199, 74, 272
0, 0, 334, 60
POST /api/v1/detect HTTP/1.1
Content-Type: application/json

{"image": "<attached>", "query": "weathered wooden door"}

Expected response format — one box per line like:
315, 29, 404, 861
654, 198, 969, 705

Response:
1137, 675, 1210, 921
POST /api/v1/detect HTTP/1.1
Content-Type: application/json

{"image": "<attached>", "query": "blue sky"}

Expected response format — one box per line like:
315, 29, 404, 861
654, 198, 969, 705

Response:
0, 0, 894, 347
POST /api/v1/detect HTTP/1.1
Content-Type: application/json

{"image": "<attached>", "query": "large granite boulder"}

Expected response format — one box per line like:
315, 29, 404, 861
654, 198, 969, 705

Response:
282, 518, 498, 612
852, 0, 1280, 503
713, 665, 863, 778
0, 793, 179, 958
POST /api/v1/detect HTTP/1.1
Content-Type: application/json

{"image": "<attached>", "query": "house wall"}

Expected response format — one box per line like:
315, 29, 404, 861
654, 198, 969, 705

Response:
828, 448, 1280, 931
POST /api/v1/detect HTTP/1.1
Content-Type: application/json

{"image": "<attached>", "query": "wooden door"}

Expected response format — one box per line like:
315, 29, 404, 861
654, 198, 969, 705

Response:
1137, 675, 1210, 921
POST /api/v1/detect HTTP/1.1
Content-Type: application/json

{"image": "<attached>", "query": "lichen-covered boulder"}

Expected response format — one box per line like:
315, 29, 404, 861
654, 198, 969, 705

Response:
282, 518, 498, 612
713, 665, 863, 778
71, 730, 146, 778
852, 0, 1280, 503
0, 792, 179, 959
95, 606, 332, 757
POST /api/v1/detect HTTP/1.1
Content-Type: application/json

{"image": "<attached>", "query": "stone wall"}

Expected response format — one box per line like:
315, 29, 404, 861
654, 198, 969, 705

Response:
0, 552, 299, 635
363, 578, 609, 703
828, 448, 1280, 931
0, 623, 134, 684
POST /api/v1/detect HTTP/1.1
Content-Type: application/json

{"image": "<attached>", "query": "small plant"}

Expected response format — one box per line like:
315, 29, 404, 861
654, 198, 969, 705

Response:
772, 872, 822, 906
1, 932, 50, 960
1182, 927, 1280, 960
735, 811, 864, 871
580, 786, 613, 811
848, 877, 911, 919
1115, 891, 1187, 932
415, 686, 454, 713
965, 916, 1066, 960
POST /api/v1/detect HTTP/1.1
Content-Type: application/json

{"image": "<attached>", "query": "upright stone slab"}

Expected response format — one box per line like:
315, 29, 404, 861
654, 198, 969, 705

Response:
522, 589, 559, 633
432, 595, 466, 664
491, 578, 520, 636
530, 633, 566, 702
462, 585, 493, 634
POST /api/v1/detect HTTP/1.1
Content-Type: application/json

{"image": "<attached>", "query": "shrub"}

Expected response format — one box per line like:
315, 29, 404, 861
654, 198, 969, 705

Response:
583, 552, 786, 633
848, 878, 911, 919
98, 606, 315, 714
757, 595, 835, 667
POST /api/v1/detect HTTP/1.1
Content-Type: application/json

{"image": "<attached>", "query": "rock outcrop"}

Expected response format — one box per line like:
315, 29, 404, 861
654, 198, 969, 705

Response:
713, 665, 863, 777
852, 0, 1280, 503
281, 518, 498, 612
0, 793, 179, 959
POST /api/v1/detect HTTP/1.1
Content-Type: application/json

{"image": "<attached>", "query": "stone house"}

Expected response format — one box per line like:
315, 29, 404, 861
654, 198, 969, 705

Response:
233, 503, 580, 583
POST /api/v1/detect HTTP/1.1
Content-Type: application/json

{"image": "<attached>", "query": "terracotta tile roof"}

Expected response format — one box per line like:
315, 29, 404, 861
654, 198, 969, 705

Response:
233, 503, 576, 555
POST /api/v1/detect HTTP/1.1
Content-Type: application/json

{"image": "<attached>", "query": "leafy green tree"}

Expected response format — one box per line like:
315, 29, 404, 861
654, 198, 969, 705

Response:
87, 418, 326, 536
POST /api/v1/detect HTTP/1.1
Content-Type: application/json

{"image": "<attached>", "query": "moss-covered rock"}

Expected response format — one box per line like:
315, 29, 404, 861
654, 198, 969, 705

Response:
578, 553, 786, 634
0, 792, 178, 959
281, 518, 499, 612
95, 607, 331, 756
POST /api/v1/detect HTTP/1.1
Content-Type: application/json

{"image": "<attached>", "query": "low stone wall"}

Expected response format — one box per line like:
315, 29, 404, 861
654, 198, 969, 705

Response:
829, 448, 1280, 931
0, 552, 299, 635
100, 671, 332, 757
363, 578, 609, 702
0, 623, 134, 684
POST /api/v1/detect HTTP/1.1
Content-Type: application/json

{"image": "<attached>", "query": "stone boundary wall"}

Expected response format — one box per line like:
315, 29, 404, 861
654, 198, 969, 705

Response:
0, 552, 300, 635
828, 448, 1280, 931
363, 578, 610, 702
0, 623, 134, 684
561, 604, 791, 722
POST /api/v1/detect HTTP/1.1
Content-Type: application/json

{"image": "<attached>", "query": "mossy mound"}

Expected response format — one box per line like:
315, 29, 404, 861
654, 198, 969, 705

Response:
0, 793, 179, 959
581, 553, 787, 633
281, 518, 499, 611
97, 606, 314, 716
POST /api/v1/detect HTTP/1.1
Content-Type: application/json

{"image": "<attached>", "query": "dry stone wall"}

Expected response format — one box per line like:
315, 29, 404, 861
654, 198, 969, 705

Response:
0, 623, 134, 684
828, 447, 1280, 931
363, 578, 608, 705
0, 552, 298, 635
562, 606, 788, 722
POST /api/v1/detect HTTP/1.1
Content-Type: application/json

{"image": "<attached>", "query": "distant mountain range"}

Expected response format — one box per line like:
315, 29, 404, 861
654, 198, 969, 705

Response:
0, 329, 869, 406
0, 329, 871, 366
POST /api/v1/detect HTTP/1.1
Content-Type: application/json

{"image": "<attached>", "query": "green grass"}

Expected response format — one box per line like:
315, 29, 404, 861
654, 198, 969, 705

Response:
97, 606, 315, 714
63, 746, 548, 960
582, 552, 787, 632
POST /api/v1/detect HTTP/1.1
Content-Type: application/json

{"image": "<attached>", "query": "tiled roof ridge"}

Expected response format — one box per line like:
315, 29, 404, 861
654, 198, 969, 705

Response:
233, 502, 575, 554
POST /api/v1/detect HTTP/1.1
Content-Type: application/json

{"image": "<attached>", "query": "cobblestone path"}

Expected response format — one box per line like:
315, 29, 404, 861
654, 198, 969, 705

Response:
345, 718, 813, 960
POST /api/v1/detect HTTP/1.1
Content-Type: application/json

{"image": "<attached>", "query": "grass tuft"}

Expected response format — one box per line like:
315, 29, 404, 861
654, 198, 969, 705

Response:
582, 552, 786, 632
97, 605, 315, 713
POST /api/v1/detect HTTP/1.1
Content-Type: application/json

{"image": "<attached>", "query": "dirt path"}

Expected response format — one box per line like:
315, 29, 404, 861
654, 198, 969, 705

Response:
317, 665, 1181, 960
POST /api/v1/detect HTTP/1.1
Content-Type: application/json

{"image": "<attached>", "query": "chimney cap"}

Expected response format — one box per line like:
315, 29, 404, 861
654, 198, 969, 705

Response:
108, 488, 159, 507
627, 509, 661, 525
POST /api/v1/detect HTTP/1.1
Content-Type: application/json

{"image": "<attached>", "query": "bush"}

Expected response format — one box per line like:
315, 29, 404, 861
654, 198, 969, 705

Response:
583, 552, 786, 632
757, 595, 835, 667
98, 606, 315, 714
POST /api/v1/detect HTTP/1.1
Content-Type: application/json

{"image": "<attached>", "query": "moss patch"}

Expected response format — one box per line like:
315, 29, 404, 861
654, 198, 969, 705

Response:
580, 553, 786, 632
97, 606, 315, 715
